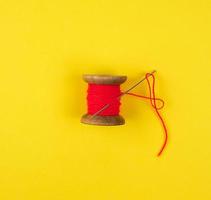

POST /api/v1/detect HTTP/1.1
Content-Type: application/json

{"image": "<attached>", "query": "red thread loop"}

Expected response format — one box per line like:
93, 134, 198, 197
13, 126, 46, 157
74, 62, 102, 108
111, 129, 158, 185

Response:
126, 73, 168, 156
86, 73, 168, 156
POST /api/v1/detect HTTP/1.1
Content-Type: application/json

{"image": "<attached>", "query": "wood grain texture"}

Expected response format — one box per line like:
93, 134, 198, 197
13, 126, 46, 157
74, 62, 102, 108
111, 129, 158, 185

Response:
83, 74, 127, 85
81, 114, 125, 126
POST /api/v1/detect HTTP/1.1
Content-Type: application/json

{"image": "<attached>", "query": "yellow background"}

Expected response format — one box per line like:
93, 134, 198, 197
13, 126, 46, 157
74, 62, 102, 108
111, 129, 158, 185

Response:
0, 0, 211, 199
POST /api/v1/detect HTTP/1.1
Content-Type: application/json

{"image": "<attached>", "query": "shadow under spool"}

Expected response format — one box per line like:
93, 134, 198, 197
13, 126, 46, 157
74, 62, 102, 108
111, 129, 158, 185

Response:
81, 74, 127, 126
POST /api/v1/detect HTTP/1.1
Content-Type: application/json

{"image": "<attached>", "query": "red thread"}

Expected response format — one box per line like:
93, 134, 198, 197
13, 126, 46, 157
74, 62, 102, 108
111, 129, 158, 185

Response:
86, 73, 168, 156
87, 84, 121, 116
127, 73, 168, 156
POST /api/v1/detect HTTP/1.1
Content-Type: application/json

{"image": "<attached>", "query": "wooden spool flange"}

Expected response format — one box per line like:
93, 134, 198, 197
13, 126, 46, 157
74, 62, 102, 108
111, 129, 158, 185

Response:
81, 74, 127, 126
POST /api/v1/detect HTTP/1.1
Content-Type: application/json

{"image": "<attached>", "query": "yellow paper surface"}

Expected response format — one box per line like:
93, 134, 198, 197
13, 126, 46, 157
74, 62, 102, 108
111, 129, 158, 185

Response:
0, 0, 211, 199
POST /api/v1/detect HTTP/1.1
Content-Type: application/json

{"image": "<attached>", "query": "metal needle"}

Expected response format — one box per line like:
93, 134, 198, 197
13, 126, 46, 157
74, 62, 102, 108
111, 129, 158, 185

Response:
90, 70, 156, 118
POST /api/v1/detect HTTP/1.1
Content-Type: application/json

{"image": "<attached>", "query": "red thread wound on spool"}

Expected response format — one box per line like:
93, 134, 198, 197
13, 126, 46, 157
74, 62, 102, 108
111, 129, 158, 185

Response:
87, 84, 121, 116
86, 73, 168, 156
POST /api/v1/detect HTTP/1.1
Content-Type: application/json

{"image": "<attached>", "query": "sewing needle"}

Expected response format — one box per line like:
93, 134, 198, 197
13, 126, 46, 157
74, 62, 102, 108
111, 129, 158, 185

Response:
90, 70, 156, 118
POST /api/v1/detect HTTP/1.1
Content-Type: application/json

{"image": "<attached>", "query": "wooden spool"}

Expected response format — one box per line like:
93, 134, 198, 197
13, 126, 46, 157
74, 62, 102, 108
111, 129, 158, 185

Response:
81, 74, 127, 126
